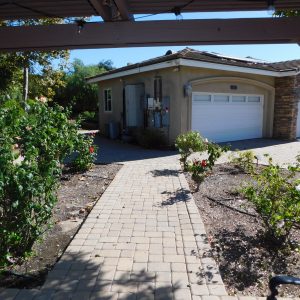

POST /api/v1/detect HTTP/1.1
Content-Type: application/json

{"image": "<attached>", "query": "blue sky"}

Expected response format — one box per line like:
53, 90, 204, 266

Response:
70, 11, 300, 68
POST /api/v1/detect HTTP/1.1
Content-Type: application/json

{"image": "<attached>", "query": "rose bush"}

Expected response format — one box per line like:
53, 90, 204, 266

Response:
241, 155, 300, 246
175, 131, 229, 185
0, 100, 97, 266
175, 131, 206, 170
188, 142, 229, 184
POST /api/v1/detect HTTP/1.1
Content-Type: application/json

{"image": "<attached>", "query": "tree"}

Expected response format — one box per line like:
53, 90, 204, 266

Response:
53, 59, 114, 113
0, 19, 69, 104
275, 10, 300, 17
98, 59, 114, 71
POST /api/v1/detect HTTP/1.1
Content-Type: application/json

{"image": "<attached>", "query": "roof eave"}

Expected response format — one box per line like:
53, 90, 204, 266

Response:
87, 59, 181, 83
87, 58, 299, 83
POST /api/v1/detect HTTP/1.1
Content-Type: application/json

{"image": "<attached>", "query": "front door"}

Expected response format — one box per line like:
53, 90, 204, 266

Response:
125, 84, 145, 127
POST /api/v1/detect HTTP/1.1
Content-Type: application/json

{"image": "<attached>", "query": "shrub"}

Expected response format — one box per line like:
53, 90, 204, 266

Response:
189, 142, 229, 183
189, 159, 209, 183
175, 131, 206, 170
241, 156, 300, 246
73, 134, 97, 171
231, 150, 256, 173
207, 142, 230, 168
0, 100, 96, 266
81, 111, 98, 123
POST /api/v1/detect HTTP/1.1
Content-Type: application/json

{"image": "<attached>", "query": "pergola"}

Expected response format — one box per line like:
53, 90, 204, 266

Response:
0, 0, 300, 51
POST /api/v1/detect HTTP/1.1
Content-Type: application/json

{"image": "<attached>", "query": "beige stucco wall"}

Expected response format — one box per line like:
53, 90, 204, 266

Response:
97, 65, 275, 143
97, 67, 181, 142
98, 78, 123, 135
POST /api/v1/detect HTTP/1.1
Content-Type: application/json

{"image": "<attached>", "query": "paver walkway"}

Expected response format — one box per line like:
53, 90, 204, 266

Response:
1, 137, 300, 300
1, 157, 227, 300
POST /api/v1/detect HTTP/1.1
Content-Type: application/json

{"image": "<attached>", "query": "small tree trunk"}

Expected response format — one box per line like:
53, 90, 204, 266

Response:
22, 66, 29, 105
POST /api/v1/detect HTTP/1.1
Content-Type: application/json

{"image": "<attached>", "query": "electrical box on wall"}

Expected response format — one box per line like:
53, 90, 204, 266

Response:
145, 96, 170, 128
147, 98, 154, 109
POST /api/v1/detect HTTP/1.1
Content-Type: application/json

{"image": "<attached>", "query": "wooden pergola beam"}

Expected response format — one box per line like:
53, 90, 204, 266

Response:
113, 0, 133, 21
0, 17, 299, 51
89, 0, 112, 21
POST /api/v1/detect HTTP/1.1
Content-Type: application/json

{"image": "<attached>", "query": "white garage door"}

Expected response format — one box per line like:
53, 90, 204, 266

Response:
192, 93, 264, 143
297, 102, 300, 137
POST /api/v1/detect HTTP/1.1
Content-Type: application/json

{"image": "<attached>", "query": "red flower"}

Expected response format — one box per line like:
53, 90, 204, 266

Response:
201, 160, 207, 167
89, 146, 94, 153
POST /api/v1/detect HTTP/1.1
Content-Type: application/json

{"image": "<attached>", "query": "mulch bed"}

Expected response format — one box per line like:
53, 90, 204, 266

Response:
186, 163, 300, 298
0, 163, 122, 289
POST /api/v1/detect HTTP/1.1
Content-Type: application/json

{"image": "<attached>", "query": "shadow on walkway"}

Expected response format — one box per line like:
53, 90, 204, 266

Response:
36, 252, 180, 299
93, 136, 177, 164
160, 188, 191, 206
150, 169, 181, 177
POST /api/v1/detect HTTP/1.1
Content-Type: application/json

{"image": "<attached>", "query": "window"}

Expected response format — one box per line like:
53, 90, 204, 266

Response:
232, 95, 246, 103
248, 96, 261, 103
104, 88, 112, 112
193, 94, 211, 102
214, 95, 229, 103
193, 93, 263, 105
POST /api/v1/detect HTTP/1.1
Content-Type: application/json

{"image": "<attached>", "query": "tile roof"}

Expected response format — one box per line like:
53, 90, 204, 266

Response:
88, 47, 300, 81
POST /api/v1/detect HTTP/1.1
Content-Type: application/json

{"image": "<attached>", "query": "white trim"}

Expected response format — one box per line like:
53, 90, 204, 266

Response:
87, 58, 298, 83
189, 76, 275, 92
88, 60, 180, 83
179, 58, 298, 78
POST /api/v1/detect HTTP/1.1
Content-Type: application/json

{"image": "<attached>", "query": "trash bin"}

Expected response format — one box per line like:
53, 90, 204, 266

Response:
109, 121, 119, 140
104, 123, 110, 138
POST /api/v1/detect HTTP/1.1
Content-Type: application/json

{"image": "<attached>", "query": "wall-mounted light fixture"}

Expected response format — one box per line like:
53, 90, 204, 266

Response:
184, 83, 192, 97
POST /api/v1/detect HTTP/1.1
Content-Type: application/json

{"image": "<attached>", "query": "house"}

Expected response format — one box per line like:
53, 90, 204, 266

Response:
87, 48, 300, 144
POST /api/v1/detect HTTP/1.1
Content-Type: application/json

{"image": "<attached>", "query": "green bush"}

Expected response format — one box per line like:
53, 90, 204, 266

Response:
189, 159, 209, 183
241, 156, 300, 246
206, 142, 230, 168
175, 131, 206, 170
188, 142, 229, 182
81, 111, 98, 122
0, 100, 96, 266
73, 134, 97, 171
231, 150, 256, 173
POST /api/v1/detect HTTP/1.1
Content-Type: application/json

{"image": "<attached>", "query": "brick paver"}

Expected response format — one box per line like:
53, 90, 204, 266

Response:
1, 151, 299, 299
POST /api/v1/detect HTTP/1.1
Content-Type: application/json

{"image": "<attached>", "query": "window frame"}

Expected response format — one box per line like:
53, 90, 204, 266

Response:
104, 88, 112, 112
192, 92, 263, 105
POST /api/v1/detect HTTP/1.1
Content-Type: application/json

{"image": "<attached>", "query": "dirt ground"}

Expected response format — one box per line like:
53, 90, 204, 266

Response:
186, 163, 300, 298
0, 163, 121, 289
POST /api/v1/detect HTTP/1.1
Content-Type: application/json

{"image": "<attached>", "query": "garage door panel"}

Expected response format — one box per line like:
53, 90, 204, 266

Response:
192, 93, 263, 142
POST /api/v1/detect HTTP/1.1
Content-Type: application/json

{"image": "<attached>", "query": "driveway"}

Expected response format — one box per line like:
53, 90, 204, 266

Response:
94, 136, 300, 167
190, 138, 300, 167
